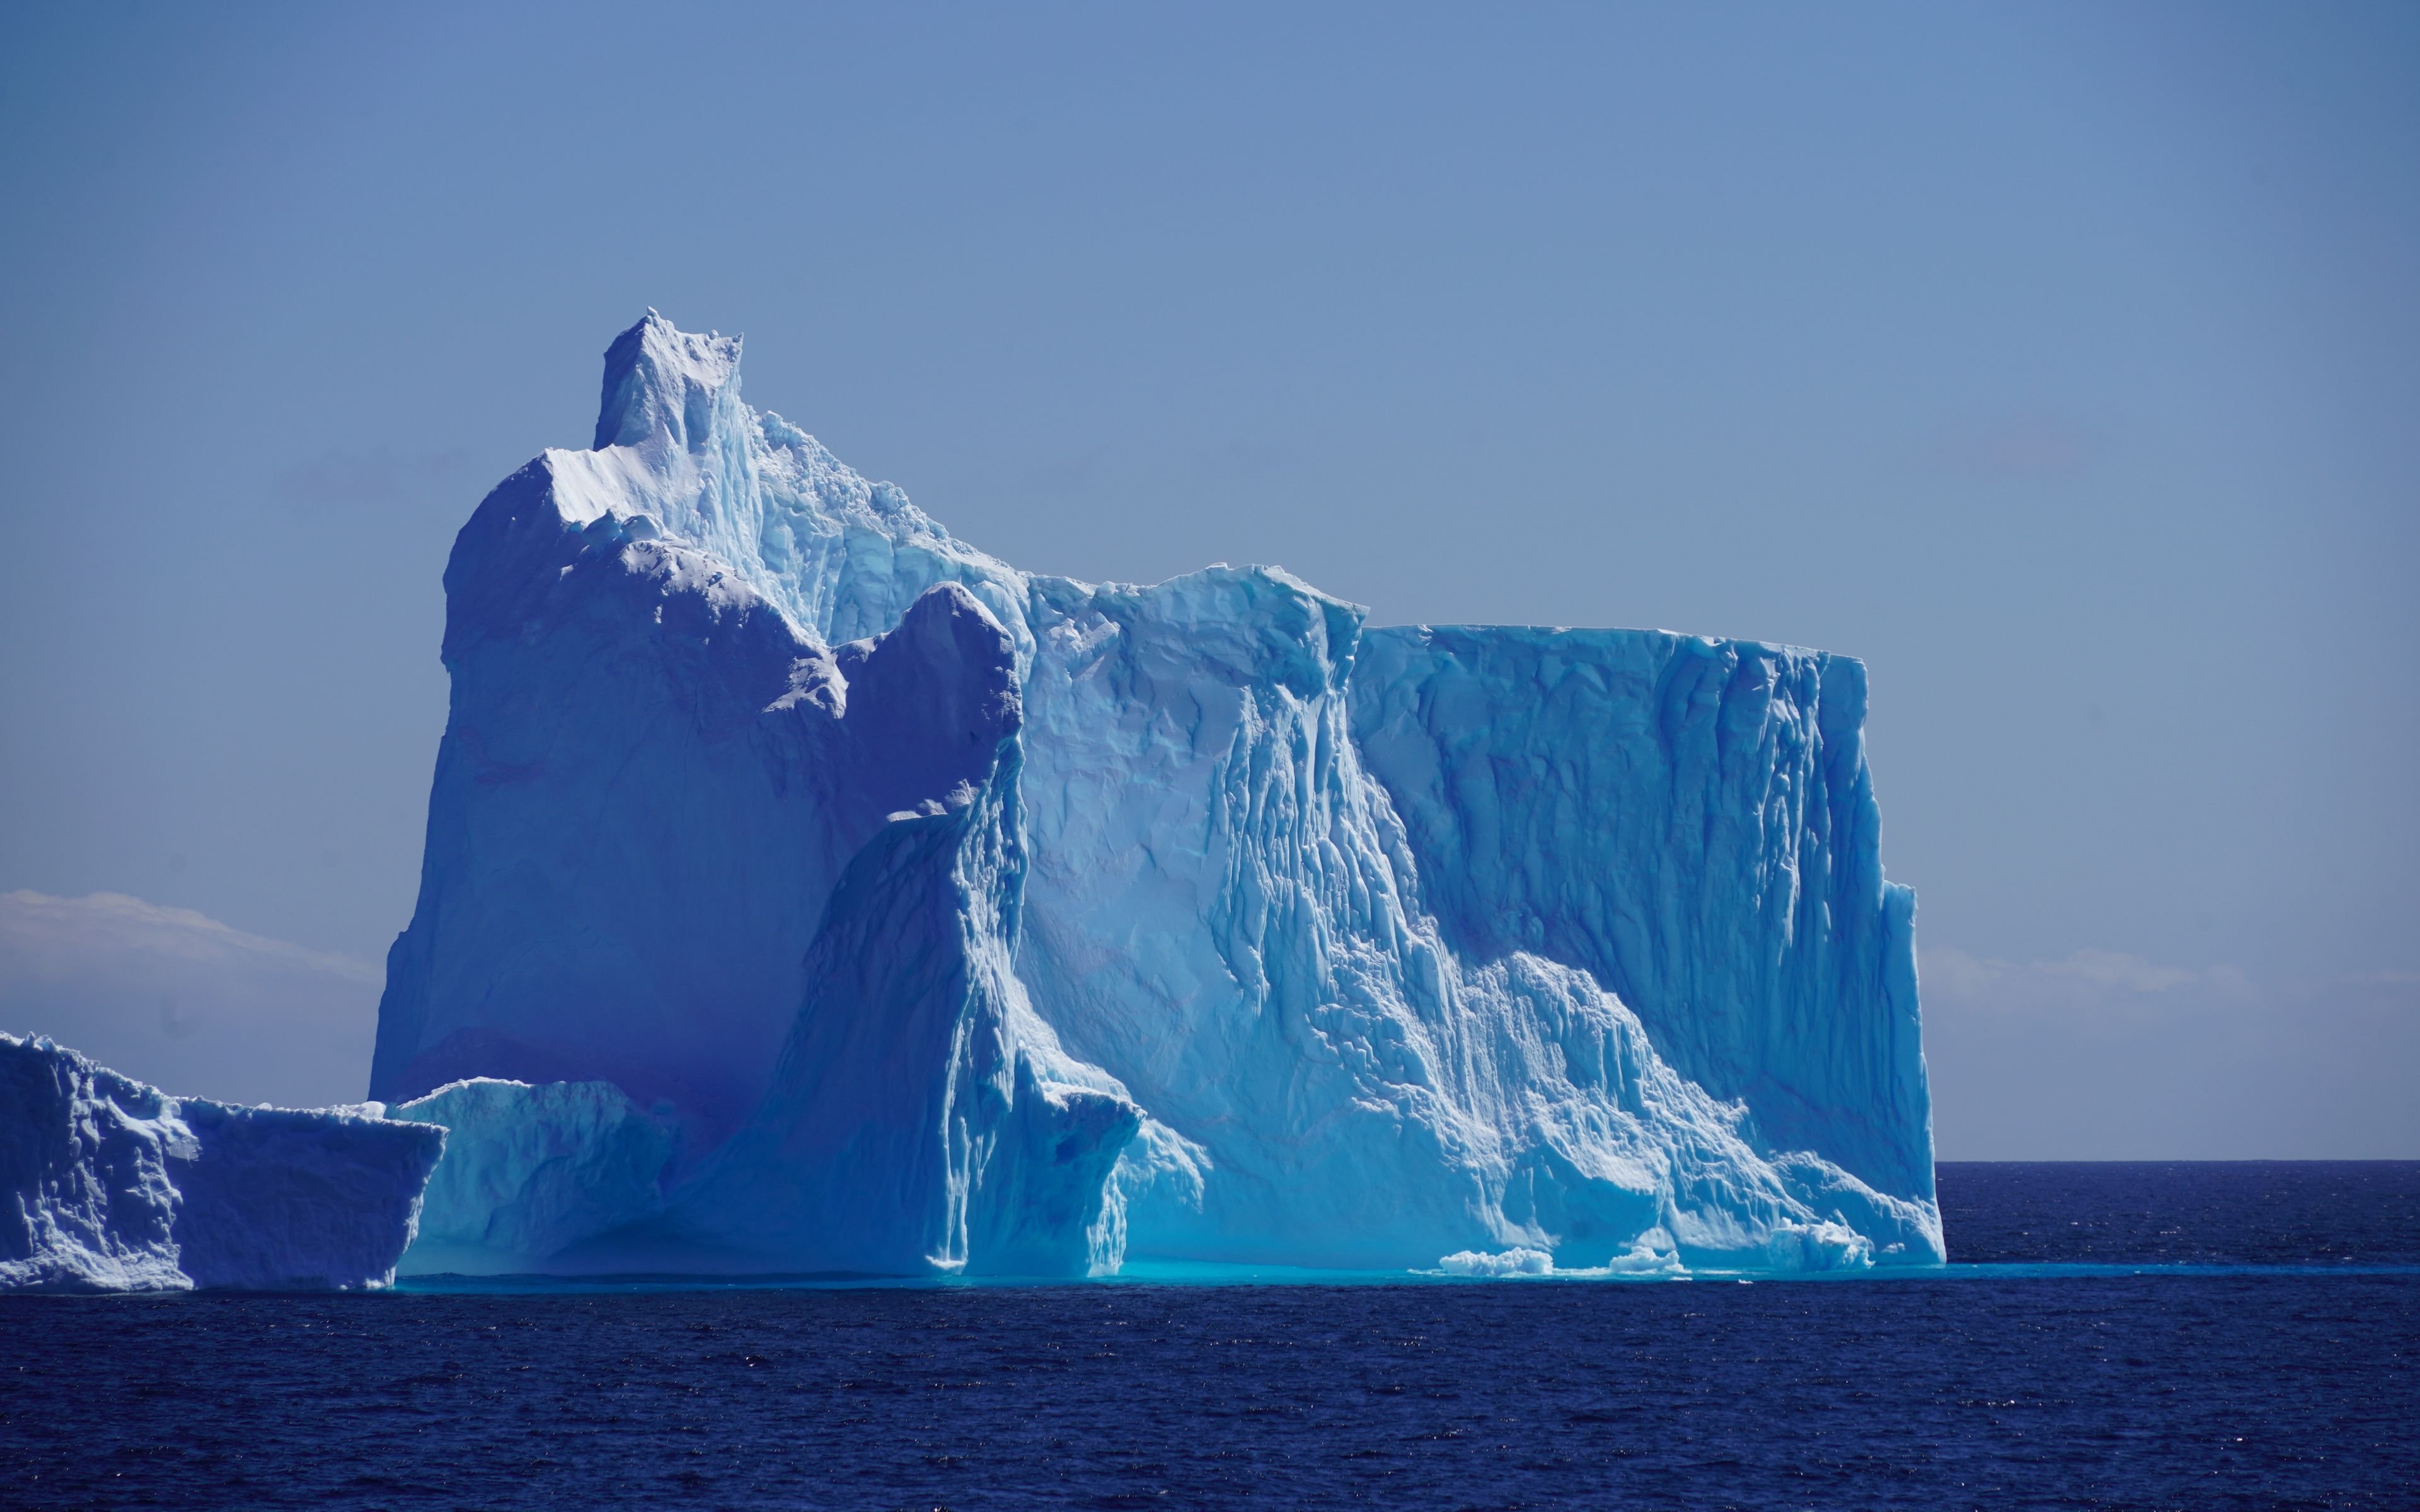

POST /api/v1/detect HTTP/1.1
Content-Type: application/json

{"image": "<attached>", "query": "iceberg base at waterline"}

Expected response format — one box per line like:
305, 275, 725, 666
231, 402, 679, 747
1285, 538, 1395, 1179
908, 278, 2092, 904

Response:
0, 1032, 1918, 1289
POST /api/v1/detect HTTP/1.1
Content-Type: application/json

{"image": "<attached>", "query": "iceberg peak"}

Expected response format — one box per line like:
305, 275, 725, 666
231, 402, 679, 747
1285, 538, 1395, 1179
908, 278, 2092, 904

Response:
592, 309, 743, 454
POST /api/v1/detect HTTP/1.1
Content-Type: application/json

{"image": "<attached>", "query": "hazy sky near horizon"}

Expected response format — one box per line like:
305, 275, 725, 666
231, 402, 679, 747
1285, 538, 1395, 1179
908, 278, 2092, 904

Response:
2, 3, 2413, 1155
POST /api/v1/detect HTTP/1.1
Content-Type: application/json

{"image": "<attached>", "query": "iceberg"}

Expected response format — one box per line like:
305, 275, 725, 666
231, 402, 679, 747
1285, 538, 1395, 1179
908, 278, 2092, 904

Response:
1, 1033, 442, 1292
371, 312, 1942, 1278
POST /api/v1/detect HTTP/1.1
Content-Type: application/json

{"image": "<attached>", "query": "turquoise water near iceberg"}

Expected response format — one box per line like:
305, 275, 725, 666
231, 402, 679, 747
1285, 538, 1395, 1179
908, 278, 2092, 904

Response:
4, 1162, 2414, 1509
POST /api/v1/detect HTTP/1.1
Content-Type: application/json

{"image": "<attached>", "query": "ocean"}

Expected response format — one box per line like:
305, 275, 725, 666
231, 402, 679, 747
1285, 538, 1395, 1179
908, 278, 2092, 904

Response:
6, 1162, 2414, 1509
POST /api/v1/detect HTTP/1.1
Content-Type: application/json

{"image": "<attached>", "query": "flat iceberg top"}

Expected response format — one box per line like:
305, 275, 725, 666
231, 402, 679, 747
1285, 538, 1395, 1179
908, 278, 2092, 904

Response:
1373, 619, 1854, 671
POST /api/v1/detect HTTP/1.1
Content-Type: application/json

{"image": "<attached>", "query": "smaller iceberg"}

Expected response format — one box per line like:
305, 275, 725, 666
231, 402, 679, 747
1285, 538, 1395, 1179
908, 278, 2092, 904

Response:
1764, 1219, 1876, 1273
1, 1033, 443, 1292
1439, 1234, 1688, 1279
1439, 1247, 1557, 1277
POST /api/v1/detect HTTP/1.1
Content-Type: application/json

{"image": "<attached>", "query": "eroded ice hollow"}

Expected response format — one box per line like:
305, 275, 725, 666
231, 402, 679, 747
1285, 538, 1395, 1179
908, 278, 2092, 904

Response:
369, 312, 1940, 1280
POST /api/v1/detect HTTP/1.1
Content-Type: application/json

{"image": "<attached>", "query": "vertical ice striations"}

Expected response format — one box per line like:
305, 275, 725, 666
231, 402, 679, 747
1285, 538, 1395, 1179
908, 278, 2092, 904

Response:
1350, 627, 1932, 1203
376, 312, 1940, 1276
1010, 571, 1937, 1268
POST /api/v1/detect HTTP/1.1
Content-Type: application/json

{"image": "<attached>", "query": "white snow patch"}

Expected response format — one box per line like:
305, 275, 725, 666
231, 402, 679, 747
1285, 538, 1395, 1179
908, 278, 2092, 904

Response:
1440, 1247, 1555, 1276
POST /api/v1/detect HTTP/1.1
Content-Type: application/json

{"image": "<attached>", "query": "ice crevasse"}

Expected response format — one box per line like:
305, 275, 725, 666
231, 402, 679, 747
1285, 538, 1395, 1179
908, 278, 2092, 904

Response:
363, 312, 1941, 1279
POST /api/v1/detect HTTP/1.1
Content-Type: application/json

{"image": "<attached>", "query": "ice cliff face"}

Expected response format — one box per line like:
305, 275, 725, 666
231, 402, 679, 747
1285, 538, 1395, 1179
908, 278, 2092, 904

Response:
374, 312, 1939, 1277
1, 1033, 441, 1292
1351, 626, 1930, 1200
1009, 570, 1933, 1268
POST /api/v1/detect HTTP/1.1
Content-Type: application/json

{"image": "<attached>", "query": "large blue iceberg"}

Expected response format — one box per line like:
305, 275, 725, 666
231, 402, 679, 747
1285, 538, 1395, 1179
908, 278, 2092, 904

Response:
362, 314, 1940, 1279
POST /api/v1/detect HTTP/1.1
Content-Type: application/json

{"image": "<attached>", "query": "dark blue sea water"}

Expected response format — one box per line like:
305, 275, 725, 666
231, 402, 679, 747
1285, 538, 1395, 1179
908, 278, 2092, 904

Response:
5, 1163, 2415, 1510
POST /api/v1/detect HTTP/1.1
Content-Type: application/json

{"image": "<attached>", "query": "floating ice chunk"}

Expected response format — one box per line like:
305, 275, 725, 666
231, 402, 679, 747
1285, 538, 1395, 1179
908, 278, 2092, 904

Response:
1765, 1219, 1876, 1272
1441, 1247, 1557, 1276
1593, 1240, 1690, 1278
1441, 1235, 1692, 1280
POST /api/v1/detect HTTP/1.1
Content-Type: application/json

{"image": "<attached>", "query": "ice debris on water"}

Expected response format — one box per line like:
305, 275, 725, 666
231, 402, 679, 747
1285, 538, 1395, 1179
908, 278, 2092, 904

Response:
1441, 1248, 1556, 1277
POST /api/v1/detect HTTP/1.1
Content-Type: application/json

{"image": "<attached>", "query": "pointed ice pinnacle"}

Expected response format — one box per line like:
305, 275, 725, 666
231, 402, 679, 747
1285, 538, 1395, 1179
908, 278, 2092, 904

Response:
593, 310, 742, 454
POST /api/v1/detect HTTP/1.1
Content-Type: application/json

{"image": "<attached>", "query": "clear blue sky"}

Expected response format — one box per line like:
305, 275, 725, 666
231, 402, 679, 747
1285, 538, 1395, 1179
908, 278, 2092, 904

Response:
3, 2, 2413, 1154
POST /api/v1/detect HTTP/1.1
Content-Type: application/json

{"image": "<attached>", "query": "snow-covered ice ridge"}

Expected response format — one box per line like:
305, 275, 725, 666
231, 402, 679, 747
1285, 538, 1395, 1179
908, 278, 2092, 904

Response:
372, 312, 1940, 1279
1, 1034, 442, 1292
